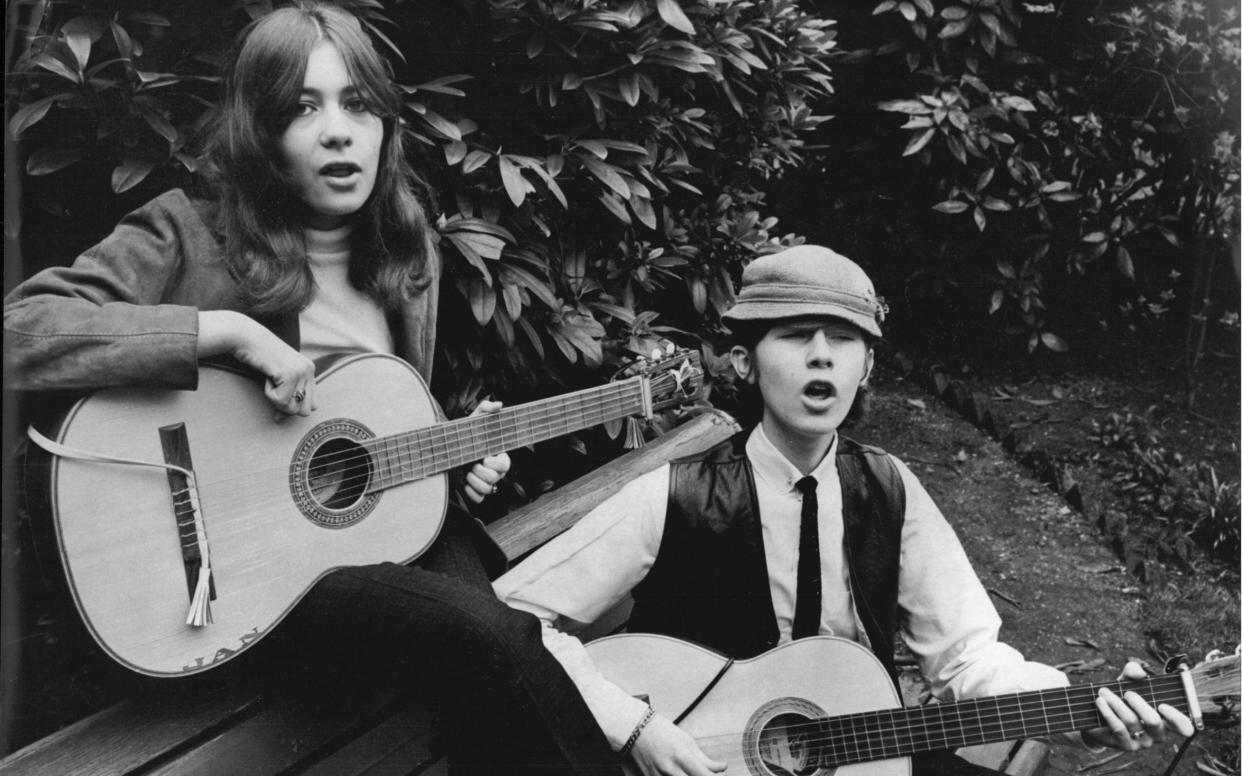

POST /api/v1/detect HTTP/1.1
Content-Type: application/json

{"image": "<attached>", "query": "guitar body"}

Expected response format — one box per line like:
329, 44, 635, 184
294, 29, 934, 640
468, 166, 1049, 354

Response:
587, 634, 910, 776
43, 353, 447, 676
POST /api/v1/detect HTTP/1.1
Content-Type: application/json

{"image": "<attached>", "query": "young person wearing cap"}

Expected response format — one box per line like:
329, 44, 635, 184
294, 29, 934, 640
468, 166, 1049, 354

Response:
495, 246, 1192, 776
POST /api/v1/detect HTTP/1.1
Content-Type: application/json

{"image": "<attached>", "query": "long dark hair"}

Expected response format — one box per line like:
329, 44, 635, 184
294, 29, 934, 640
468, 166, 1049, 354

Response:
205, 0, 435, 314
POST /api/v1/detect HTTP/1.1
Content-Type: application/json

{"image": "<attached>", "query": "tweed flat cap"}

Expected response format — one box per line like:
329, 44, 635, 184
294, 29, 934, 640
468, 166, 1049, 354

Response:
722, 245, 884, 337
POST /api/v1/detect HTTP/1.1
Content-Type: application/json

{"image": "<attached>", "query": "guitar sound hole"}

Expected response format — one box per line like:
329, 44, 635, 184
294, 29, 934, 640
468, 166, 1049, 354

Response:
758, 712, 821, 776
307, 438, 372, 510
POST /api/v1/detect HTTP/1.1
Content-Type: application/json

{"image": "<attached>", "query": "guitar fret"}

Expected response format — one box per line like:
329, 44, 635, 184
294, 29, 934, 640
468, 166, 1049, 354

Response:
360, 375, 666, 492
800, 665, 1210, 773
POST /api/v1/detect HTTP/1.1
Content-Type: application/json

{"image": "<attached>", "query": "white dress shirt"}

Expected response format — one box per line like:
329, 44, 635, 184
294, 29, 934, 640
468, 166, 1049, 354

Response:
494, 426, 1069, 749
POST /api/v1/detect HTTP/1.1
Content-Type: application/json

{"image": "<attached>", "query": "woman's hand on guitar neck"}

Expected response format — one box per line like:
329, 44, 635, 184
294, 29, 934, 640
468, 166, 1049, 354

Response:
198, 310, 317, 418
630, 714, 727, 776
462, 399, 511, 503
1082, 660, 1195, 751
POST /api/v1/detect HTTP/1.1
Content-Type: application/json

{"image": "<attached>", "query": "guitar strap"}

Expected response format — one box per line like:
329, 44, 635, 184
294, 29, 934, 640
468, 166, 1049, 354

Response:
671, 657, 736, 725
27, 425, 195, 479
25, 425, 215, 628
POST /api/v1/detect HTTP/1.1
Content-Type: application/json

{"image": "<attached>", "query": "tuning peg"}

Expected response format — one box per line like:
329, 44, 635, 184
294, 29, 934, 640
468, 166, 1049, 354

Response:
650, 348, 662, 360
665, 342, 676, 356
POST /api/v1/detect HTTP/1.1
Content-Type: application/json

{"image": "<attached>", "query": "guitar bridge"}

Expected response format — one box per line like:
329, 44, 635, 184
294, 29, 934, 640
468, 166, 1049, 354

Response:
159, 424, 215, 604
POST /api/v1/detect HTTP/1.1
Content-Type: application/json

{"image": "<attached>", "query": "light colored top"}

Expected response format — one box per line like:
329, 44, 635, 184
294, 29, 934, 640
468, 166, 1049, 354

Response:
495, 425, 1070, 749
299, 225, 393, 359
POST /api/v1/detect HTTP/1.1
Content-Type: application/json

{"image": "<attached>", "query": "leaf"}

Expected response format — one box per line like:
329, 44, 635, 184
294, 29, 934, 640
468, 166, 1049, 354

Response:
630, 195, 657, 229
989, 289, 1004, 314
462, 149, 491, 175
1040, 332, 1069, 352
1116, 245, 1134, 280
582, 157, 630, 198
408, 74, 471, 97
618, 73, 639, 106
445, 233, 490, 276
26, 146, 84, 175
34, 47, 81, 83
1040, 181, 1071, 193
499, 264, 559, 310
111, 158, 157, 193
906, 398, 927, 410
1001, 95, 1037, 112
498, 156, 527, 207
126, 12, 171, 26
981, 197, 1011, 212
133, 100, 178, 145
560, 311, 605, 366
973, 207, 987, 231
444, 141, 467, 165
939, 20, 970, 39
598, 192, 631, 224
903, 128, 935, 156
1081, 231, 1108, 244
933, 200, 969, 214
467, 277, 497, 324
62, 15, 105, 70
655, 0, 695, 35
9, 95, 60, 137
415, 107, 462, 141
877, 99, 932, 115
941, 5, 968, 20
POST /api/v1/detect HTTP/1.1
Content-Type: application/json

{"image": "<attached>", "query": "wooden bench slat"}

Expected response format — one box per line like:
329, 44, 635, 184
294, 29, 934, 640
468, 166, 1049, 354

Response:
144, 688, 401, 776
0, 688, 260, 776
297, 705, 438, 776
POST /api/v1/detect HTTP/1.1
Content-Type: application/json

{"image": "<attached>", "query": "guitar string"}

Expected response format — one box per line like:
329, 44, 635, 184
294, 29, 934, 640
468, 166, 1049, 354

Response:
73, 399, 637, 531
643, 678, 1214, 769
265, 372, 670, 493
670, 682, 1197, 763
60, 378, 652, 523
56, 367, 694, 530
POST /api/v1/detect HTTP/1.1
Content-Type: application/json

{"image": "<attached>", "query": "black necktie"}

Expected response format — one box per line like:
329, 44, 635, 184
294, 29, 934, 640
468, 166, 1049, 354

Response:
792, 475, 820, 639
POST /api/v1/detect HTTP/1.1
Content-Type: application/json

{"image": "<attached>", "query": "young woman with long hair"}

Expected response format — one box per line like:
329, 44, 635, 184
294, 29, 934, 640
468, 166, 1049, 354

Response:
4, 3, 617, 772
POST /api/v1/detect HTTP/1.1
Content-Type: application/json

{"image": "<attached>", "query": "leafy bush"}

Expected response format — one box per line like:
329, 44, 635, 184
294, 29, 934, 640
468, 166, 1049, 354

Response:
7, 0, 1237, 423
777, 0, 1239, 363
1092, 410, 1241, 562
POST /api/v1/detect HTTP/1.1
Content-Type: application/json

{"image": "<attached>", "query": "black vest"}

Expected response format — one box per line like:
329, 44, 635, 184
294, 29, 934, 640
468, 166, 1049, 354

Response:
628, 431, 906, 681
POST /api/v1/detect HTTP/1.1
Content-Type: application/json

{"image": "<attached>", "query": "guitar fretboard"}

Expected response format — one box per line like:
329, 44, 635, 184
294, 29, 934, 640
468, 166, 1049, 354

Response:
814, 674, 1187, 767
360, 378, 647, 490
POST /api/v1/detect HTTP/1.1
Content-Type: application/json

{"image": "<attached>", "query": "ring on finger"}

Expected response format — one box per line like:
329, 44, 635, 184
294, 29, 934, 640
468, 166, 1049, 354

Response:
293, 390, 306, 403
1130, 729, 1145, 740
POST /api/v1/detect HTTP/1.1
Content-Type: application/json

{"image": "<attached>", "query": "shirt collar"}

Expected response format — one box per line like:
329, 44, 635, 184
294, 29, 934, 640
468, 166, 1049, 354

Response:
746, 425, 839, 494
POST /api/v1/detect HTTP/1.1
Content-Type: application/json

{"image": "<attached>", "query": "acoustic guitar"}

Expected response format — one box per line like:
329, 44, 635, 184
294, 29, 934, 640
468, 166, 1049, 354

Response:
30, 350, 701, 676
586, 633, 1240, 776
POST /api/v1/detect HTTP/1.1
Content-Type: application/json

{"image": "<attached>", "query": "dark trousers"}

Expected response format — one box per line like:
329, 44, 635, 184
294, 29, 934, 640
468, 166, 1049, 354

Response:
269, 509, 621, 775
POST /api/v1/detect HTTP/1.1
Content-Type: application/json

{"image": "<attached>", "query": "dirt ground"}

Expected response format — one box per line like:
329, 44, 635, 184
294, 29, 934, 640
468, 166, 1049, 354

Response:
851, 357, 1239, 776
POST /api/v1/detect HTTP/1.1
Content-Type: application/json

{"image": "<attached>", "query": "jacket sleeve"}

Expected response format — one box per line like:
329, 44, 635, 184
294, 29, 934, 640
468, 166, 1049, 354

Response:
4, 191, 214, 393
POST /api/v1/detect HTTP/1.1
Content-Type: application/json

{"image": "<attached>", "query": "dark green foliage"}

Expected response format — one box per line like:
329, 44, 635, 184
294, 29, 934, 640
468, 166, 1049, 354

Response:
6, 0, 1238, 427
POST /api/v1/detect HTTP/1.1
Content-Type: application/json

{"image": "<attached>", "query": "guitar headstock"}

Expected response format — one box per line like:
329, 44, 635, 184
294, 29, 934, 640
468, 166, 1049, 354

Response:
614, 344, 705, 413
1189, 647, 1240, 722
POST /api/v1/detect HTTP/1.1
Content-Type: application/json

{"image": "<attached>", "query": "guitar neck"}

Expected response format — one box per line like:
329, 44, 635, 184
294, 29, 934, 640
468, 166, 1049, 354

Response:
361, 377, 648, 489
816, 674, 1187, 767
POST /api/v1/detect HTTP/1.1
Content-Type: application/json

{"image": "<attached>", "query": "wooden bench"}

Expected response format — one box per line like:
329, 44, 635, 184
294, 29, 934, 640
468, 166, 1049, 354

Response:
0, 408, 1046, 776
